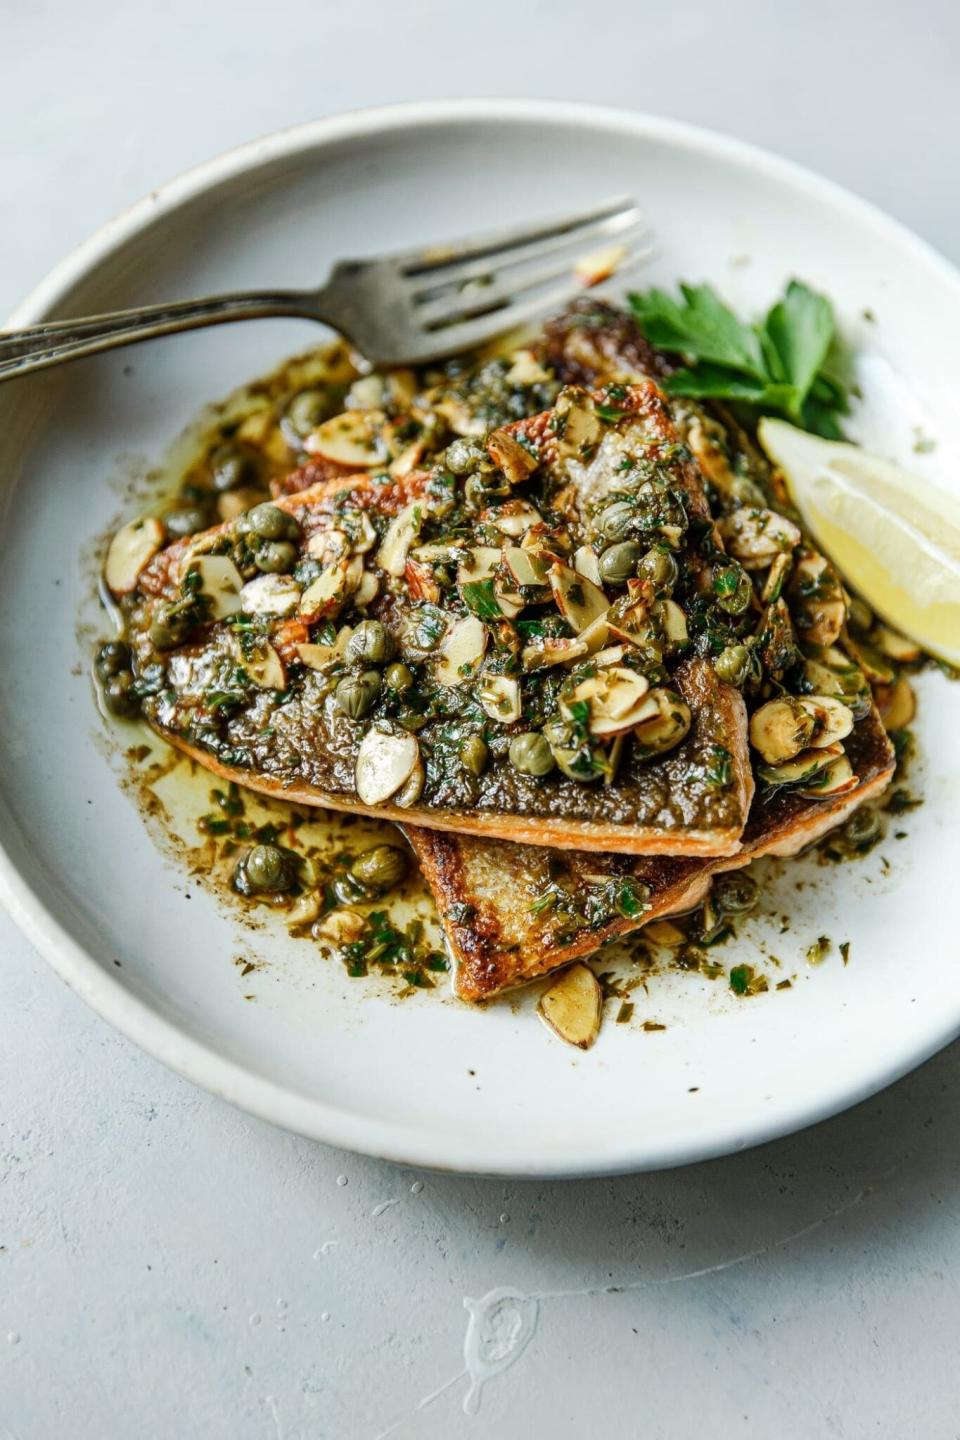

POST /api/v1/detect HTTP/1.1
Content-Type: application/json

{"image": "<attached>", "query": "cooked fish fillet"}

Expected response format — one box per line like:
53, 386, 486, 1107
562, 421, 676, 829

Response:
408, 704, 895, 1001
128, 386, 753, 856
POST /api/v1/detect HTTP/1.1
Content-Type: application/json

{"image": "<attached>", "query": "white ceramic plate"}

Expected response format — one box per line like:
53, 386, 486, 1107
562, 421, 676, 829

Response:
1, 101, 957, 1177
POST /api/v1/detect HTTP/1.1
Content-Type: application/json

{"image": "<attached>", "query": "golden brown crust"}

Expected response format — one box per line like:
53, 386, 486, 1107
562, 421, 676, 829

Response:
408, 705, 894, 1002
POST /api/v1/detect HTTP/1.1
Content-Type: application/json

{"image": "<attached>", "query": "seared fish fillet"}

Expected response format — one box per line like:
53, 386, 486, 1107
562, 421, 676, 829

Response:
125, 384, 753, 855
409, 704, 895, 1001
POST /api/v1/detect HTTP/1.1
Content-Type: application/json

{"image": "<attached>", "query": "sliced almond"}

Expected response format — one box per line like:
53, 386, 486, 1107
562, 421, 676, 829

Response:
521, 636, 588, 672
191, 555, 245, 619
435, 615, 488, 686
478, 674, 521, 724
104, 516, 165, 595
644, 919, 687, 947
306, 527, 350, 564
538, 963, 602, 1050
239, 573, 301, 618
315, 908, 367, 943
799, 694, 854, 748
296, 625, 352, 672
574, 243, 628, 288
797, 752, 858, 798
504, 546, 548, 589
576, 611, 612, 654
246, 641, 286, 690
719, 507, 802, 569
487, 428, 538, 484
355, 729, 420, 806
552, 389, 604, 461
354, 570, 380, 608
377, 501, 423, 578
591, 644, 626, 667
657, 598, 689, 645
404, 557, 441, 604
305, 409, 388, 467
287, 892, 321, 929
873, 626, 921, 663
505, 350, 551, 386
790, 552, 845, 647
569, 666, 653, 739
757, 742, 843, 787
842, 633, 896, 685
342, 510, 378, 554
457, 546, 502, 587
632, 689, 692, 756
749, 696, 816, 765
548, 561, 609, 633
761, 551, 793, 604
573, 545, 603, 587
411, 541, 463, 566
875, 675, 916, 731
488, 500, 543, 537
389, 440, 424, 479
393, 755, 425, 809
299, 554, 363, 621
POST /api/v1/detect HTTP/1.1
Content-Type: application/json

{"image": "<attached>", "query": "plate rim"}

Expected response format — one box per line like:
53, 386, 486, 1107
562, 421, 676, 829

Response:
3, 97, 959, 1177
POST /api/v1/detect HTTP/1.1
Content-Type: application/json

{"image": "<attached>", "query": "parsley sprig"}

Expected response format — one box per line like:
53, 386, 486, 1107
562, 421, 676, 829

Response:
628, 280, 848, 438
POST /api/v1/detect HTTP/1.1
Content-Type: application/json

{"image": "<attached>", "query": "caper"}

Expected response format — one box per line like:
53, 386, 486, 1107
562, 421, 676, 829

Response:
210, 443, 255, 493
844, 807, 881, 847
285, 388, 332, 439
463, 474, 489, 510
350, 844, 407, 895
164, 505, 210, 539
346, 620, 396, 667
637, 547, 678, 592
335, 669, 381, 720
597, 500, 635, 541
713, 872, 759, 915
444, 438, 486, 475
149, 600, 197, 651
729, 475, 766, 508
236, 843, 295, 895
509, 732, 555, 777
95, 640, 131, 681
384, 662, 414, 693
598, 541, 643, 586
847, 596, 873, 633
102, 670, 139, 718
459, 734, 489, 776
246, 502, 300, 541
715, 563, 753, 616
714, 643, 751, 687
255, 540, 298, 574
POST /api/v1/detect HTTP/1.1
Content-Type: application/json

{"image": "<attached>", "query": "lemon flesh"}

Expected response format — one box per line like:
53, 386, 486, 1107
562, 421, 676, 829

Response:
758, 418, 960, 667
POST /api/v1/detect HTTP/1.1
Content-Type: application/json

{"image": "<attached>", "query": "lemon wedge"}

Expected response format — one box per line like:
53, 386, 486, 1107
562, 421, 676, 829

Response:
758, 418, 960, 666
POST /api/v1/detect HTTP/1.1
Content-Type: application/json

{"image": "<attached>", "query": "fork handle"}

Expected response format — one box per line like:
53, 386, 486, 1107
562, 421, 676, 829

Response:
0, 290, 324, 381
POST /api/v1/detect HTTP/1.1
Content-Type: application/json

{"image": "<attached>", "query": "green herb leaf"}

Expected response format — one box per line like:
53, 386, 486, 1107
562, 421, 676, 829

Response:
461, 579, 502, 620
762, 281, 834, 410
628, 279, 845, 436
629, 284, 766, 378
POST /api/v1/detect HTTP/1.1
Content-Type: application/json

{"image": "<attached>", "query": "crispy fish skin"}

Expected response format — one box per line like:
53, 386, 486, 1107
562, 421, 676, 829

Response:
409, 705, 894, 1002
130, 386, 754, 856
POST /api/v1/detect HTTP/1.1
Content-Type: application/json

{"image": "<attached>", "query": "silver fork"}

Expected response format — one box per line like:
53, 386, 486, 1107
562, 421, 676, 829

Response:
0, 197, 648, 383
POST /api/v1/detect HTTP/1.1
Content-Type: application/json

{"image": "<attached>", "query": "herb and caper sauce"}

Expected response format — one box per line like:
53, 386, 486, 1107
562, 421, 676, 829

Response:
101, 364, 762, 849
94, 299, 921, 1044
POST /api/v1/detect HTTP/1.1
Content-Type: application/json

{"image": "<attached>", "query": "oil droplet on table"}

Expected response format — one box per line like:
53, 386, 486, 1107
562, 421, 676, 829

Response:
7, 1332, 20, 1345
336, 1175, 348, 1188
249, 1313, 262, 1328
410, 1181, 424, 1195
462, 1288, 539, 1416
